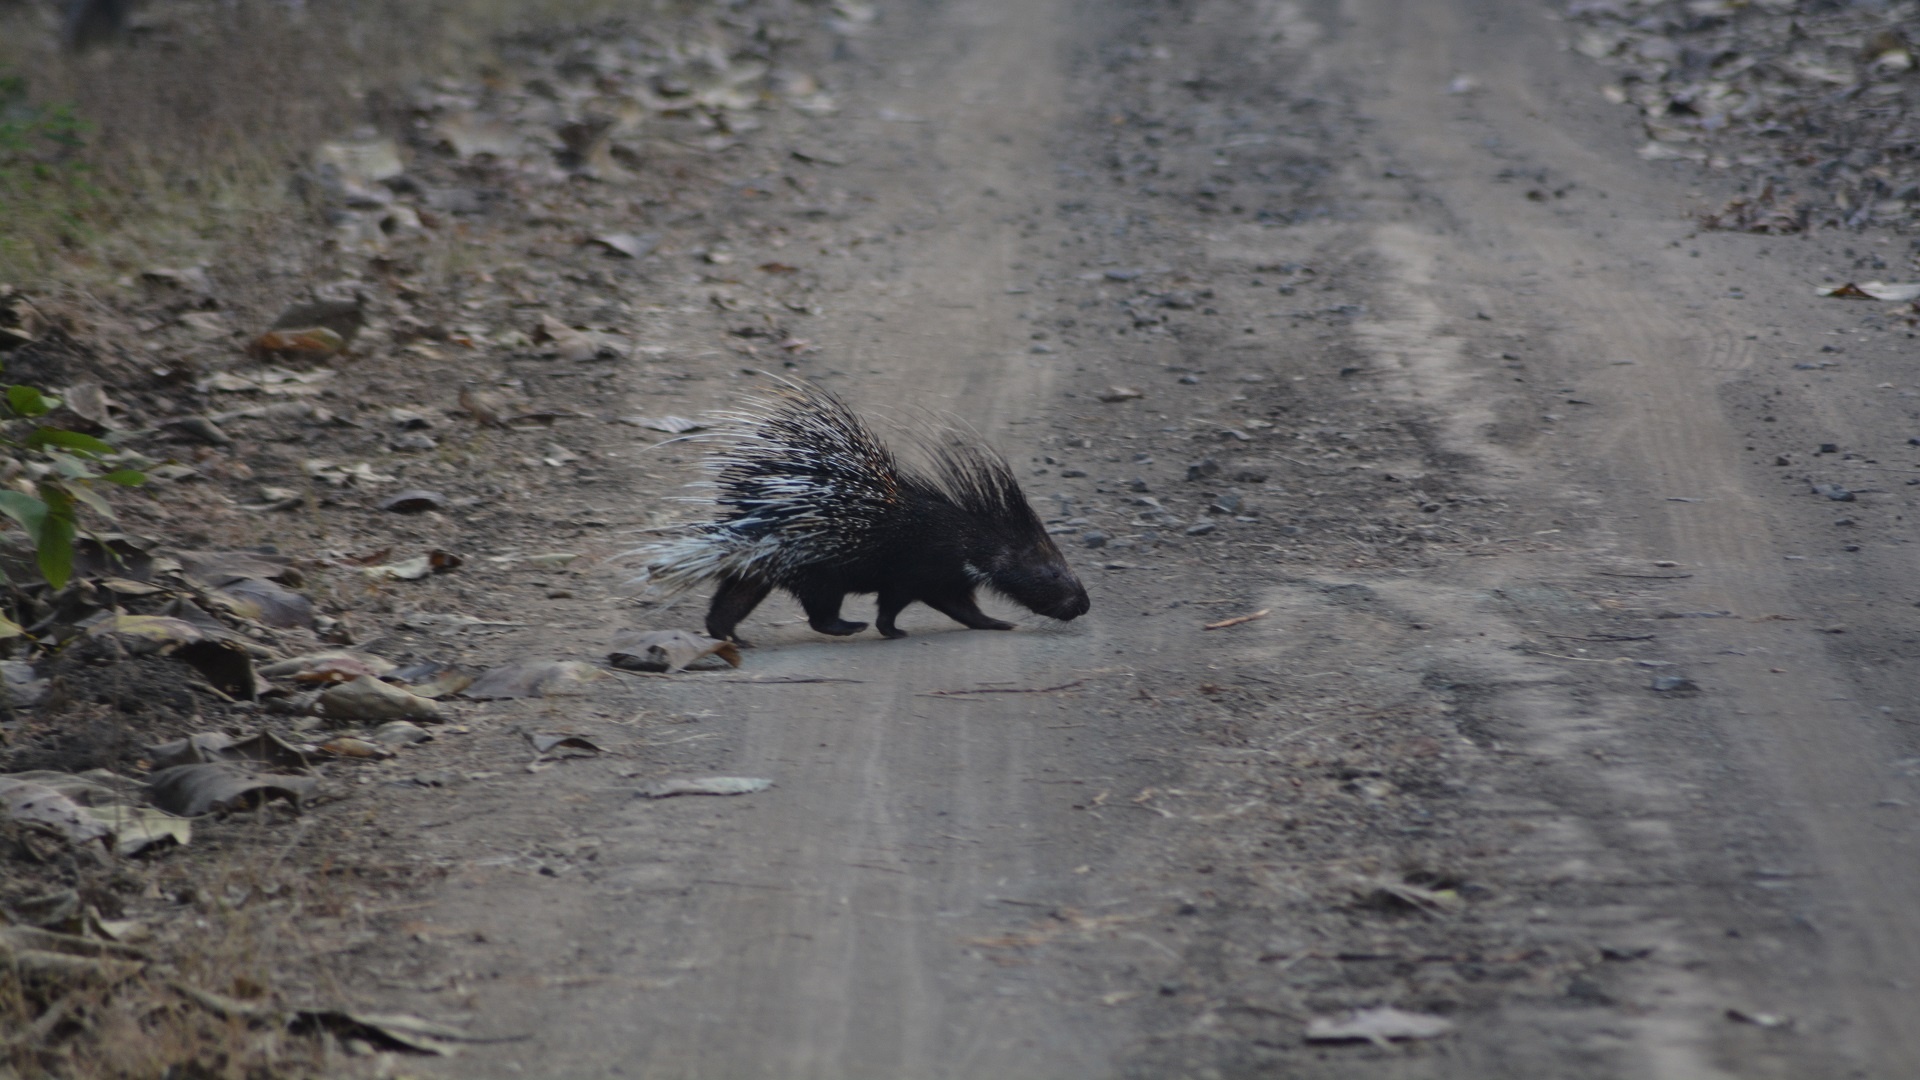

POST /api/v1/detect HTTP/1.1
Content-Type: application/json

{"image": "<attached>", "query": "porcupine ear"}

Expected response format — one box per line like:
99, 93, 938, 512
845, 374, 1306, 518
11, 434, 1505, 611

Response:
925, 437, 1046, 536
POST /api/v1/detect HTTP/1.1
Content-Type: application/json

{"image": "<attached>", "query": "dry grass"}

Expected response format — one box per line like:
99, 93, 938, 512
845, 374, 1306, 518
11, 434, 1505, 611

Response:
3, 813, 444, 1079
0, 0, 670, 283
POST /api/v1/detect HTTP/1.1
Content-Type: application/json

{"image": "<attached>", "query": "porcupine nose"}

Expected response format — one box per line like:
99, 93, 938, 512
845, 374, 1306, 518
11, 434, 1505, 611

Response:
1052, 578, 1091, 620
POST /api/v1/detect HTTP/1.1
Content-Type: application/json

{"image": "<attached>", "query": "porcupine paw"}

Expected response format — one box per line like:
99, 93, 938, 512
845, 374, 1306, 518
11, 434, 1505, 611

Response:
879, 625, 909, 640
812, 618, 869, 636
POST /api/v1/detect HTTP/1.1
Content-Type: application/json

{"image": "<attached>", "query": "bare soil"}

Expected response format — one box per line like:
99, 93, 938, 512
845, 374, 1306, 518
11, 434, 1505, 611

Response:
9, 0, 1920, 1077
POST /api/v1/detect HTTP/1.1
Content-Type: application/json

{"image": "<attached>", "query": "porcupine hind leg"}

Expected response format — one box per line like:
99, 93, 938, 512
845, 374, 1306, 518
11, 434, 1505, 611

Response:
875, 587, 912, 640
796, 585, 869, 637
922, 588, 1017, 632
706, 575, 774, 645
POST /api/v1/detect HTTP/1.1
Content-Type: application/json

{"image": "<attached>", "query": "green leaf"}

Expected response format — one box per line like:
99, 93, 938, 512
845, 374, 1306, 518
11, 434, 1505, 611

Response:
35, 512, 73, 588
43, 450, 92, 479
98, 469, 145, 486
33, 485, 74, 589
5, 384, 54, 418
26, 427, 114, 458
65, 481, 114, 520
0, 489, 47, 535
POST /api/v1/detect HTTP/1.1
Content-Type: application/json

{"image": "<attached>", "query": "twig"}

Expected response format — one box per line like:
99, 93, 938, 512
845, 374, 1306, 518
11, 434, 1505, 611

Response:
608, 669, 863, 684
1203, 609, 1270, 631
922, 678, 1087, 697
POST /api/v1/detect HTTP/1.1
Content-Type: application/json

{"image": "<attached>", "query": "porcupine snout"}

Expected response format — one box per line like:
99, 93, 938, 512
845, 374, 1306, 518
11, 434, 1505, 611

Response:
993, 547, 1092, 622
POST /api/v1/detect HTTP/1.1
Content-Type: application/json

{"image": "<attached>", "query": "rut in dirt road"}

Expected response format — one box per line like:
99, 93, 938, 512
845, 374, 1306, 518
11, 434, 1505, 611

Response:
357, 1, 1920, 1078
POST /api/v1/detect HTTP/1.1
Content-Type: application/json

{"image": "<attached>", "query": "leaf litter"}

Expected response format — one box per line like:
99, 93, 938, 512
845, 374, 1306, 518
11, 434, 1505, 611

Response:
0, 1, 859, 1069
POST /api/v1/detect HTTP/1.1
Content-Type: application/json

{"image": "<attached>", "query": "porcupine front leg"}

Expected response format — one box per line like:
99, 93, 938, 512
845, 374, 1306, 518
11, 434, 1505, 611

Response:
706, 575, 774, 645
796, 586, 869, 637
922, 588, 1016, 632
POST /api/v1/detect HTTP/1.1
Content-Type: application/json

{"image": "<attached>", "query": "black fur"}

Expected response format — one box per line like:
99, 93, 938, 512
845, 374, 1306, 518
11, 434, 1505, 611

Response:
695, 387, 1091, 644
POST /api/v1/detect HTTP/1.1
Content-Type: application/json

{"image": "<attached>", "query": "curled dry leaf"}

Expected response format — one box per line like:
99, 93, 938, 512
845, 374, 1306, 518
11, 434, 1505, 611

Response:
623, 414, 707, 434
1363, 879, 1463, 918
1, 660, 49, 706
82, 804, 192, 857
528, 733, 605, 757
318, 736, 392, 759
1726, 1008, 1792, 1030
317, 675, 445, 722
638, 776, 773, 799
248, 327, 346, 361
87, 614, 206, 653
532, 314, 603, 362
588, 232, 658, 259
373, 721, 433, 747
385, 661, 474, 700
0, 778, 113, 848
463, 660, 607, 700
198, 366, 337, 396
363, 555, 434, 581
268, 295, 367, 345
143, 763, 317, 818
260, 650, 396, 681
173, 639, 262, 700
206, 576, 315, 629
0, 771, 188, 855
607, 629, 742, 672
146, 733, 237, 769
378, 489, 447, 514
288, 1009, 478, 1055
1305, 1006, 1455, 1046
307, 460, 397, 487
1816, 281, 1920, 302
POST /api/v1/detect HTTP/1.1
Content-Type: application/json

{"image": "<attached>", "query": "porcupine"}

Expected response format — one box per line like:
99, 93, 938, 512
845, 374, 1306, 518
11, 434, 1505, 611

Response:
631, 382, 1091, 644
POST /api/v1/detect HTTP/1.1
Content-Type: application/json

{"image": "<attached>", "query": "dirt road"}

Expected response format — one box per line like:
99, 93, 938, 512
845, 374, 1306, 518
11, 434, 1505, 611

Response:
359, 1, 1920, 1076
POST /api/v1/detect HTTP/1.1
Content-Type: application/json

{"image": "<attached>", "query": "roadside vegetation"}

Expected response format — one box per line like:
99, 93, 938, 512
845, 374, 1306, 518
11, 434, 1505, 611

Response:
0, 0, 650, 284
1, 2, 750, 1075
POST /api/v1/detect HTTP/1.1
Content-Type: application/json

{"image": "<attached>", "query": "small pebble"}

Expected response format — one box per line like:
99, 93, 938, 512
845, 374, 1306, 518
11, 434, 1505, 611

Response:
1082, 531, 1110, 549
1184, 521, 1217, 536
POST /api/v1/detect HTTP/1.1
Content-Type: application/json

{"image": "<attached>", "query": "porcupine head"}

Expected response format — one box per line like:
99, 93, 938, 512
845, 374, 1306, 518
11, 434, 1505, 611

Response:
631, 382, 1091, 643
